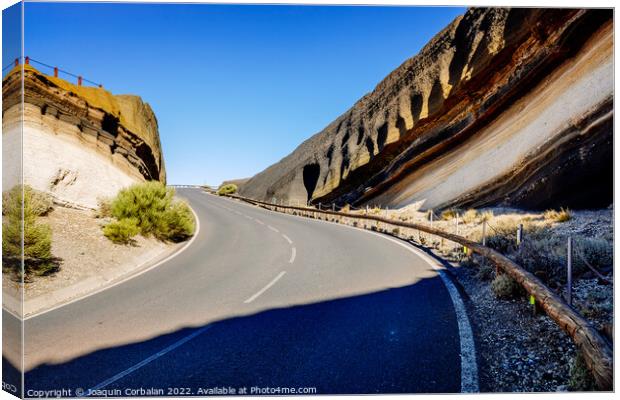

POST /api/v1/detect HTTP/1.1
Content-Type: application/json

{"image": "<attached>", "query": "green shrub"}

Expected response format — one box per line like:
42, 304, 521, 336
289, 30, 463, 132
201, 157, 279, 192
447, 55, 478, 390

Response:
2, 185, 57, 276
569, 352, 595, 391
103, 218, 140, 244
491, 274, 520, 299
154, 200, 195, 242
217, 184, 238, 195
105, 181, 195, 243
2, 185, 53, 216
544, 207, 572, 223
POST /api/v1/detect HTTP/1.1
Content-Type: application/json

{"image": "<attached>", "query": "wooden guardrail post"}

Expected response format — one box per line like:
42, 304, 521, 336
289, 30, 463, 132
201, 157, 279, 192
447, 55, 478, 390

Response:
566, 237, 573, 306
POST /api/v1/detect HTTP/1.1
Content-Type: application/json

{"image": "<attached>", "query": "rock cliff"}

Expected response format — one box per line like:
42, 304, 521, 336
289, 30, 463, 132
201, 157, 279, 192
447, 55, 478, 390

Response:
239, 8, 613, 211
2, 65, 166, 208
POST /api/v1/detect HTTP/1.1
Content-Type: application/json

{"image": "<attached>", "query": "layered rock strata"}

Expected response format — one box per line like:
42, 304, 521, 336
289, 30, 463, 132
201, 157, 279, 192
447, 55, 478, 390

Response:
2, 65, 166, 208
239, 8, 613, 211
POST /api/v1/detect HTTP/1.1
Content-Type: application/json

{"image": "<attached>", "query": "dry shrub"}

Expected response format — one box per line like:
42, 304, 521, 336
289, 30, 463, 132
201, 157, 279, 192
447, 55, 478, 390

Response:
544, 207, 572, 223
569, 352, 595, 391
461, 209, 478, 224
441, 209, 458, 221
491, 274, 520, 299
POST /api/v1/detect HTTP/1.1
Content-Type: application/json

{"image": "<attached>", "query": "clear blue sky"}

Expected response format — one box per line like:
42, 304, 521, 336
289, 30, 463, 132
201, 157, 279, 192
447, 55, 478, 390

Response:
22, 3, 465, 185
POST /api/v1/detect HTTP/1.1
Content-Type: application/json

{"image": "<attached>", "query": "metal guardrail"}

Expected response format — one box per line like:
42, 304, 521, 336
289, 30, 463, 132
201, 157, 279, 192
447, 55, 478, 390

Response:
221, 192, 613, 390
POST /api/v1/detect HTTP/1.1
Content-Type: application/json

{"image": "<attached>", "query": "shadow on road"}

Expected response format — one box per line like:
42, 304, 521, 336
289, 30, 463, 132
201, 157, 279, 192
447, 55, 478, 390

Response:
20, 275, 462, 395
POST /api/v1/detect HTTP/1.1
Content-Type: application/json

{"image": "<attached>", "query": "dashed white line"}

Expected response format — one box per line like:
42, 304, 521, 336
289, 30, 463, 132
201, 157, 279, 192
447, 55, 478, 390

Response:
289, 247, 296, 264
244, 215, 253, 220
255, 219, 265, 225
267, 225, 279, 233
243, 271, 287, 304
281, 234, 292, 244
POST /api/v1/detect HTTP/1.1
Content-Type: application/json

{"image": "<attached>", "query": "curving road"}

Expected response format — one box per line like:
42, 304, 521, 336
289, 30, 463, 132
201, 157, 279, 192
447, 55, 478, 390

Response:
6, 188, 473, 395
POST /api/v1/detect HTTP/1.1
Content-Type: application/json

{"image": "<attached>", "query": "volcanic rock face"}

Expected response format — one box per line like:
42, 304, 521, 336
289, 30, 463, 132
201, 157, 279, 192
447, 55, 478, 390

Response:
239, 8, 613, 211
2, 65, 166, 208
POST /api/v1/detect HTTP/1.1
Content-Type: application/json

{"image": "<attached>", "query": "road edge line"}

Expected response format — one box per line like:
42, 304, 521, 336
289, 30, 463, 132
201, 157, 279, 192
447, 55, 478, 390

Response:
228, 198, 479, 393
22, 203, 202, 321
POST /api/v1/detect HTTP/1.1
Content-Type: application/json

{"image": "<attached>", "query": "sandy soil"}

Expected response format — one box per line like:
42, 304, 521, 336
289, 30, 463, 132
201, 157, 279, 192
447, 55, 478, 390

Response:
3, 206, 178, 315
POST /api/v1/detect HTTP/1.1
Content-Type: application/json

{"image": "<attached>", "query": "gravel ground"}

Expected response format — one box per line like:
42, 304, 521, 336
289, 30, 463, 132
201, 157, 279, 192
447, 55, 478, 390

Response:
452, 261, 576, 392
340, 206, 613, 391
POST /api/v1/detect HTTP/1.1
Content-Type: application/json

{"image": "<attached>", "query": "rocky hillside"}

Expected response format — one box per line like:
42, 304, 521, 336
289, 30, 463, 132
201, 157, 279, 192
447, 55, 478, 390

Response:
239, 8, 613, 211
2, 65, 166, 208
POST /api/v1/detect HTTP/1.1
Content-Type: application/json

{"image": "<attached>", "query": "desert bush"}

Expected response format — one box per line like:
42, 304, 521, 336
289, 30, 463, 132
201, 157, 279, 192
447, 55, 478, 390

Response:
3, 185, 53, 217
544, 207, 572, 223
2, 185, 57, 276
479, 210, 494, 222
440, 208, 458, 221
515, 233, 612, 284
573, 237, 613, 272
105, 182, 195, 243
569, 352, 595, 391
217, 184, 238, 196
103, 218, 140, 244
476, 263, 495, 281
491, 274, 520, 299
370, 206, 381, 215
95, 198, 113, 218
461, 209, 478, 224
392, 227, 401, 236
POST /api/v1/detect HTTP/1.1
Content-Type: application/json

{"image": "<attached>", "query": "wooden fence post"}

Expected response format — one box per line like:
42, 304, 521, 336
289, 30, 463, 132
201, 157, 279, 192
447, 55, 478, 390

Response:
567, 236, 573, 306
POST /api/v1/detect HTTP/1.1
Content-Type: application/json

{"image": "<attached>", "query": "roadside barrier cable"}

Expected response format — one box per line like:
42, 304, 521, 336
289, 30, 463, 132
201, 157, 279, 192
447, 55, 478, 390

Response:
26, 57, 103, 87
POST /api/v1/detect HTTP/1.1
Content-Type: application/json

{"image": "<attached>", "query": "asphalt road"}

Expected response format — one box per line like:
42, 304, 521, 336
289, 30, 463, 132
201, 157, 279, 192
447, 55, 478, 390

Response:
6, 188, 467, 395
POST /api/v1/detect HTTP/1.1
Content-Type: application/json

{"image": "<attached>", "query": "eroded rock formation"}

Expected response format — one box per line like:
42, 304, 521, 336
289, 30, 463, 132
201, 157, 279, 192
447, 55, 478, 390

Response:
2, 65, 166, 208
239, 8, 613, 211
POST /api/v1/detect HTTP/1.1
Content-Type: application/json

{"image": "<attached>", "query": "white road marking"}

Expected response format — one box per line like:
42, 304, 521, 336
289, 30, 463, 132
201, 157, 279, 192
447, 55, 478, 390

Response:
248, 204, 479, 393
244, 215, 253, 220
88, 324, 214, 392
267, 225, 279, 233
289, 247, 296, 264
243, 271, 287, 304
234, 210, 243, 215
23, 205, 202, 320
255, 219, 265, 225
281, 234, 292, 244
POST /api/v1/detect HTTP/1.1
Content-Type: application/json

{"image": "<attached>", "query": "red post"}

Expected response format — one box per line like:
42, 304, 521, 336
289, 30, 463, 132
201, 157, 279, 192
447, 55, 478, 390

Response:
14, 58, 18, 67
24, 56, 29, 65
78, 76, 82, 86
54, 67, 58, 77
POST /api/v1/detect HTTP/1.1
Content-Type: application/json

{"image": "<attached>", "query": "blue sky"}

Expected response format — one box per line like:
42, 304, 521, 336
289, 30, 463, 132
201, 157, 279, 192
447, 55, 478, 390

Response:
22, 3, 465, 185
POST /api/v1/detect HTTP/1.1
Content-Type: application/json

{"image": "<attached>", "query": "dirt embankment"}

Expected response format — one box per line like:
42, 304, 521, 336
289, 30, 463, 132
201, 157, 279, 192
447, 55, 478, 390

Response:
3, 205, 182, 317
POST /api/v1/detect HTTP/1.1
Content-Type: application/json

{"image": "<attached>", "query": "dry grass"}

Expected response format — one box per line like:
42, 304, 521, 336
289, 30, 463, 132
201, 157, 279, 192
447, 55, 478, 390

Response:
441, 208, 458, 221
461, 209, 478, 224
543, 207, 572, 223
